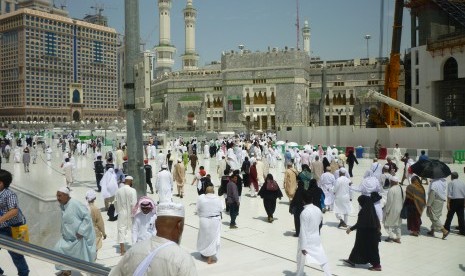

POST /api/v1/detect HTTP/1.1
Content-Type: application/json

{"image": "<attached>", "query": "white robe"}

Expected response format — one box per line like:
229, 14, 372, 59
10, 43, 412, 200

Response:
204, 144, 209, 159
383, 185, 404, 227
109, 236, 197, 276
115, 185, 137, 244
46, 148, 52, 161
132, 212, 157, 244
155, 170, 174, 203
196, 194, 222, 257
333, 176, 352, 215
297, 204, 331, 276
320, 172, 336, 206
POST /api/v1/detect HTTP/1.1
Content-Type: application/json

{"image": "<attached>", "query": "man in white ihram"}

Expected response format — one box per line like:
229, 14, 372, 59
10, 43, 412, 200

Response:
156, 164, 174, 203
109, 202, 197, 276
115, 176, 137, 255
333, 168, 352, 228
296, 190, 332, 276
196, 186, 223, 264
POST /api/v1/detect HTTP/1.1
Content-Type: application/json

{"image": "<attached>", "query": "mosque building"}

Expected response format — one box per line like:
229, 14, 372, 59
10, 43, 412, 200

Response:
150, 0, 402, 132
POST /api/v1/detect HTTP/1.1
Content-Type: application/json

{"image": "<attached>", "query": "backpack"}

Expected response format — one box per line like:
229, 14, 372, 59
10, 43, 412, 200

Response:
95, 161, 104, 174
266, 180, 279, 191
107, 203, 118, 221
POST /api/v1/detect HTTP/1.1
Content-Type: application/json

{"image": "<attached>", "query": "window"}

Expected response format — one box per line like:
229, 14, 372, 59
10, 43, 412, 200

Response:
253, 79, 266, 84
45, 32, 56, 56
415, 69, 419, 86
334, 81, 344, 87
94, 41, 103, 63
415, 89, 419, 104
415, 50, 419, 65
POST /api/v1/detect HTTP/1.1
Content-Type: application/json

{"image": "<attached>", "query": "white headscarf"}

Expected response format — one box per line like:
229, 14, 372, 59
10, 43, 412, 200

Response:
100, 168, 118, 199
360, 169, 380, 195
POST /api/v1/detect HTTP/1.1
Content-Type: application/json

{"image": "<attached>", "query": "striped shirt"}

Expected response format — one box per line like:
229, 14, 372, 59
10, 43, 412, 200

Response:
0, 189, 25, 228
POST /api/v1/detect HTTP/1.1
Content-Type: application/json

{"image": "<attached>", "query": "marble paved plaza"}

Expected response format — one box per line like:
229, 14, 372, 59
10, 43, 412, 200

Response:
1, 145, 464, 276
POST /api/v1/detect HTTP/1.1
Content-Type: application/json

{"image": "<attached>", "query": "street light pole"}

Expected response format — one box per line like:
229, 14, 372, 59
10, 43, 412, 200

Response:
124, 0, 145, 198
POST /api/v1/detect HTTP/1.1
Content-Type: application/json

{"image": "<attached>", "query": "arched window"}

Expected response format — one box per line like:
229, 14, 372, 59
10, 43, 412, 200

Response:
72, 89, 81, 103
444, 57, 458, 81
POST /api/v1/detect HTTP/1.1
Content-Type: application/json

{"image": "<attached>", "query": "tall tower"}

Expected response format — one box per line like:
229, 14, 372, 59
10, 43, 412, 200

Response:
182, 0, 199, 71
302, 20, 311, 56
154, 0, 176, 78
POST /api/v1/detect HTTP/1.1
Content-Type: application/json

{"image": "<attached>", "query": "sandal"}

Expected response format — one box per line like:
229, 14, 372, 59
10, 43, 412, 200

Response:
59, 270, 72, 276
442, 230, 449, 240
368, 266, 382, 271
343, 259, 355, 267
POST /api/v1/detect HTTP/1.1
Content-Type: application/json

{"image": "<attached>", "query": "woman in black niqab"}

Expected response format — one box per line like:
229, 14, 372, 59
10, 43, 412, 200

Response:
343, 195, 382, 271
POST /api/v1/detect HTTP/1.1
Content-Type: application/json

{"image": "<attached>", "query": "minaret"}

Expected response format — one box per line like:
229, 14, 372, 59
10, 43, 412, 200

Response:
182, 0, 199, 71
154, 0, 176, 78
302, 20, 311, 56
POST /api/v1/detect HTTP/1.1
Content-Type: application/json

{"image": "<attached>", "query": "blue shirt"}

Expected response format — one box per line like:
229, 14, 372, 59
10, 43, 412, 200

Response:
0, 189, 25, 228
419, 154, 429, 161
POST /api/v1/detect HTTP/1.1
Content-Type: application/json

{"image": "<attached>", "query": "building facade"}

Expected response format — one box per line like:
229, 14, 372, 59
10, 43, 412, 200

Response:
0, 7, 119, 123
406, 0, 465, 125
150, 50, 399, 132
0, 0, 17, 15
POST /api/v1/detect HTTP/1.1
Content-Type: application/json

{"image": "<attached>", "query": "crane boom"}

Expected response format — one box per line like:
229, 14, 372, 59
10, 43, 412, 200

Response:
366, 90, 444, 125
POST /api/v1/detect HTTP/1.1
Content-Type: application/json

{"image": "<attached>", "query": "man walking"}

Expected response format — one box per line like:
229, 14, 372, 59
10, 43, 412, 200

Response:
115, 176, 137, 255
55, 187, 96, 276
227, 174, 240, 229
143, 160, 154, 194
426, 178, 449, 239
443, 172, 465, 236
333, 168, 352, 228
155, 164, 174, 203
94, 156, 105, 192
296, 190, 332, 276
61, 158, 73, 189
284, 163, 298, 201
173, 159, 186, 198
383, 176, 404, 243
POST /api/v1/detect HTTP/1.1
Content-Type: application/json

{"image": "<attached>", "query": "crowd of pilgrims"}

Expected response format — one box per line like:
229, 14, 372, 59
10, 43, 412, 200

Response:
4, 131, 459, 274
90, 133, 441, 274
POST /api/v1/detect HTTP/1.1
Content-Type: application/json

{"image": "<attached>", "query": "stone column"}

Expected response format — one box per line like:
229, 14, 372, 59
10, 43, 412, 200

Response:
266, 90, 271, 129
210, 96, 214, 130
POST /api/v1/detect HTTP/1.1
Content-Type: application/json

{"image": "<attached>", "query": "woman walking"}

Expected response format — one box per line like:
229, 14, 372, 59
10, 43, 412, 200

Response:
344, 195, 382, 271
258, 174, 283, 223
404, 175, 426, 236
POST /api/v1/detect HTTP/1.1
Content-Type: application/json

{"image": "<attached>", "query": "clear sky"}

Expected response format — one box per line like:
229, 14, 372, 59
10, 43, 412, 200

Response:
65, 0, 412, 70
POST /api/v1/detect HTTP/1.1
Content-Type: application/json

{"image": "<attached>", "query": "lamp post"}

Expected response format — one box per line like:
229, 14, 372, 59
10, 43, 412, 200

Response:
365, 34, 371, 60
193, 119, 197, 132
203, 120, 207, 131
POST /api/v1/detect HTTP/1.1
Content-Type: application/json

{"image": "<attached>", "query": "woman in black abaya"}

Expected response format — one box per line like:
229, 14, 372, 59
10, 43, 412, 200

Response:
344, 195, 382, 271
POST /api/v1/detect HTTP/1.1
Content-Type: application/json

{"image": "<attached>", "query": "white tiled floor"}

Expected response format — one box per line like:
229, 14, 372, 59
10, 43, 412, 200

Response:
1, 145, 464, 276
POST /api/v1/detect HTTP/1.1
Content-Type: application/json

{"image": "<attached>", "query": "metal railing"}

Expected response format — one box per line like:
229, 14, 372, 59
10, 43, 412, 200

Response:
0, 235, 110, 275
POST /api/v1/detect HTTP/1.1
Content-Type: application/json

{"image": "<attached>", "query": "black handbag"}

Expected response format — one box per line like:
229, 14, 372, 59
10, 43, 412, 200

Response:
400, 186, 408, 219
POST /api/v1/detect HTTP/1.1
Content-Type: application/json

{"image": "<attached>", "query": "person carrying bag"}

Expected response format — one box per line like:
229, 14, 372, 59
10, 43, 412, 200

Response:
0, 169, 30, 275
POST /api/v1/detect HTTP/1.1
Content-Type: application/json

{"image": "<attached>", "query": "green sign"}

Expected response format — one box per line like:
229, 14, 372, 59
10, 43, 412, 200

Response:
227, 96, 242, 111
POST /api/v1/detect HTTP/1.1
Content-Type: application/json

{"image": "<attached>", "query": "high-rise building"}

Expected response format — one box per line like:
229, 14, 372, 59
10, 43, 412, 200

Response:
0, 7, 119, 123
